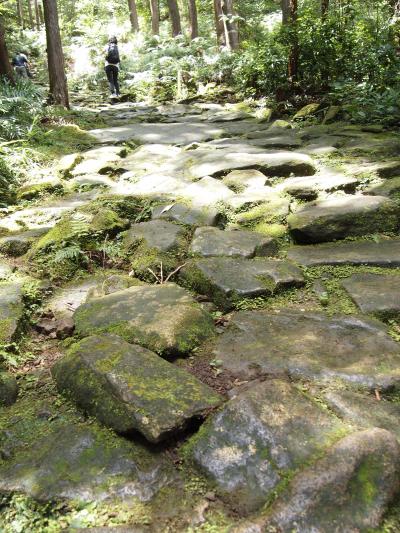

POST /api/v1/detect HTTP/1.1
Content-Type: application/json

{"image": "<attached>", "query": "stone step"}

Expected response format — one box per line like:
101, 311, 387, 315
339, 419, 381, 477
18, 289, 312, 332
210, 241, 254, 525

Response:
73, 283, 215, 357
53, 334, 222, 442
181, 258, 305, 310
287, 239, 400, 267
212, 309, 400, 390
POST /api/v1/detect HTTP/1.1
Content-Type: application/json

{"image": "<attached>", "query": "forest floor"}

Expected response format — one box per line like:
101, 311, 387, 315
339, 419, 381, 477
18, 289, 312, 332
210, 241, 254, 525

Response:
1, 97, 400, 532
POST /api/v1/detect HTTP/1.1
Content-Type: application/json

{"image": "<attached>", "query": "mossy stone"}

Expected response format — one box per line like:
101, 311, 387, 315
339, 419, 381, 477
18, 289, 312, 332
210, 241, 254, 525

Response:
0, 372, 18, 406
73, 283, 215, 357
52, 334, 222, 442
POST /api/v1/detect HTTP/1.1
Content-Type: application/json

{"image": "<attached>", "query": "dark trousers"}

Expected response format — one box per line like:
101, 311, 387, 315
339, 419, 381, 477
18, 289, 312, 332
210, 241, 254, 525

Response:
105, 65, 120, 95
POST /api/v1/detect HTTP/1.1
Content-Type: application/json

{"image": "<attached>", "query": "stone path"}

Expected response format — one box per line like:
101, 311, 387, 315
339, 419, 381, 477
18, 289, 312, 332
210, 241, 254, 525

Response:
1, 100, 400, 531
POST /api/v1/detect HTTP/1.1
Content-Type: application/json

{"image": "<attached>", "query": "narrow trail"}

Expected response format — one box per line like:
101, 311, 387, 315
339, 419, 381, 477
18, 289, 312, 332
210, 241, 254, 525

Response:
1, 99, 400, 531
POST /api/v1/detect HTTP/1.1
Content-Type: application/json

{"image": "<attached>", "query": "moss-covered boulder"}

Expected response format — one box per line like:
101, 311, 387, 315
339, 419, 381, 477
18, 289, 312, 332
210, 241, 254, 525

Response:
0, 372, 18, 406
53, 334, 222, 442
287, 195, 400, 243
189, 379, 347, 514
212, 309, 400, 390
123, 220, 187, 254
0, 420, 176, 504
0, 282, 24, 344
0, 228, 49, 257
293, 103, 320, 120
16, 181, 63, 201
181, 258, 304, 310
189, 227, 278, 259
73, 283, 215, 357
235, 429, 400, 533
33, 209, 129, 253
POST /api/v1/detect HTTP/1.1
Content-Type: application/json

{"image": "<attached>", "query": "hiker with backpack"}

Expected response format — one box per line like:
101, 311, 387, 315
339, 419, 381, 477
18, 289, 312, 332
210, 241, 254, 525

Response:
12, 52, 32, 79
104, 36, 120, 99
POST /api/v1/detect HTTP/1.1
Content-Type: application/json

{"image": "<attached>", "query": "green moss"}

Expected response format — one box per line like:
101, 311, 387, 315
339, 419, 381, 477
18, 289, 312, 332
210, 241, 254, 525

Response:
17, 182, 64, 201
254, 222, 288, 238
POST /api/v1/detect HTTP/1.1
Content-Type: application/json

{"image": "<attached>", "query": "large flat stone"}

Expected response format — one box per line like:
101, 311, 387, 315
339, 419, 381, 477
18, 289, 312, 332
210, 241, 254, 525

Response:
0, 420, 175, 504
152, 203, 220, 227
0, 262, 12, 280
235, 429, 400, 533
189, 227, 277, 258
288, 195, 400, 243
188, 150, 316, 179
287, 239, 400, 267
324, 390, 400, 441
53, 335, 222, 442
0, 228, 50, 257
89, 123, 231, 145
182, 258, 304, 309
341, 273, 400, 318
276, 171, 358, 195
0, 282, 24, 344
73, 283, 215, 357
191, 379, 346, 513
212, 309, 400, 389
123, 220, 186, 253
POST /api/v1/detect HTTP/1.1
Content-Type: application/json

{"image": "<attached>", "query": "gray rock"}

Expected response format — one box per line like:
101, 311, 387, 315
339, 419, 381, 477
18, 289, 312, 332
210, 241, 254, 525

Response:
123, 220, 186, 253
0, 228, 50, 257
287, 239, 400, 267
53, 334, 222, 442
235, 429, 400, 533
182, 258, 304, 310
288, 195, 400, 243
188, 150, 316, 180
366, 176, 400, 197
0, 282, 24, 344
0, 372, 18, 406
341, 273, 400, 318
0, 422, 175, 503
0, 262, 12, 280
245, 132, 302, 148
74, 283, 215, 357
324, 389, 400, 441
191, 379, 346, 513
189, 227, 278, 258
222, 170, 267, 192
276, 172, 358, 195
212, 309, 400, 390
152, 203, 220, 227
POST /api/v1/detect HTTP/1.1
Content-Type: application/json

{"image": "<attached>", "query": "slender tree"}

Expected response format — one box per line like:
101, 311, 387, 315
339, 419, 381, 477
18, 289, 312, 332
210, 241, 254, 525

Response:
221, 0, 239, 50
167, 0, 182, 36
27, 0, 35, 30
34, 0, 41, 29
43, 0, 69, 107
149, 0, 159, 35
281, 0, 290, 24
0, 18, 14, 83
188, 0, 198, 39
213, 0, 226, 46
128, 0, 139, 32
288, 0, 298, 82
39, 2, 44, 25
321, 0, 329, 18
17, 0, 25, 28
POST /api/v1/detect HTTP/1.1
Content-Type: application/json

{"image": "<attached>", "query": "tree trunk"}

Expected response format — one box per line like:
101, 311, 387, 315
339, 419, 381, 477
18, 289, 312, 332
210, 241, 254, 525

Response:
0, 18, 14, 83
321, 0, 329, 17
281, 0, 290, 24
17, 0, 25, 29
34, 0, 41, 29
213, 0, 226, 45
167, 0, 182, 37
188, 0, 198, 40
39, 3, 44, 25
288, 0, 298, 82
128, 0, 139, 32
149, 0, 159, 35
221, 0, 239, 50
27, 0, 35, 30
43, 0, 69, 108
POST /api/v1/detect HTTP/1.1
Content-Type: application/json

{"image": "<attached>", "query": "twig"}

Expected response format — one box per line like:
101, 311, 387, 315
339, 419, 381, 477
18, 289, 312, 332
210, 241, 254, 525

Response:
375, 389, 381, 401
147, 268, 161, 283
165, 262, 187, 283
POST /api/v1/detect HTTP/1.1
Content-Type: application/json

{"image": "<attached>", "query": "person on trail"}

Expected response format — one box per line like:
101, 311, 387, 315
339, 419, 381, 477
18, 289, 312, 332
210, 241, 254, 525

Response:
12, 52, 32, 79
104, 36, 120, 99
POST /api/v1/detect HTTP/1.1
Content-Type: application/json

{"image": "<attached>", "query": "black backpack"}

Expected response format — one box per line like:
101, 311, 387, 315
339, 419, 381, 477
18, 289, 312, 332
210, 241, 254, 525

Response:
106, 43, 120, 64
